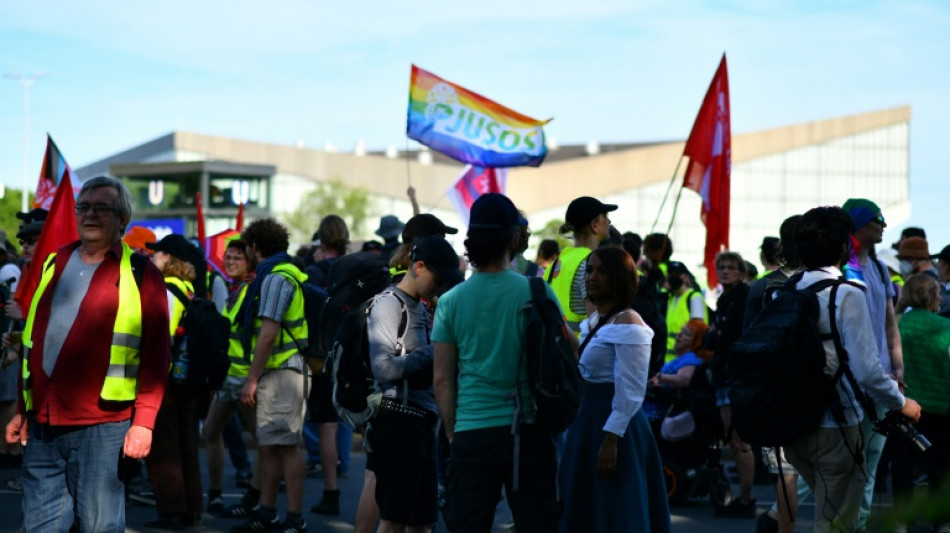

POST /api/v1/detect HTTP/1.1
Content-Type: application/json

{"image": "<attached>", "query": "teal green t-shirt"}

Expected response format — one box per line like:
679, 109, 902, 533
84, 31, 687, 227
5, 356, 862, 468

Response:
432, 269, 562, 433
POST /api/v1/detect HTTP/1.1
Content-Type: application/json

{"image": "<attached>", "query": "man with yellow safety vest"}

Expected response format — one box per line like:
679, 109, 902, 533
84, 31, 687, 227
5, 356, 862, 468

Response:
544, 196, 617, 333
4, 176, 170, 533
233, 218, 310, 533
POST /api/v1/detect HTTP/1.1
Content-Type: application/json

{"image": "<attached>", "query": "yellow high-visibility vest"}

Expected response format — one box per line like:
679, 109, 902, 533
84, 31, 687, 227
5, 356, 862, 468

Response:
248, 263, 308, 369
22, 243, 143, 410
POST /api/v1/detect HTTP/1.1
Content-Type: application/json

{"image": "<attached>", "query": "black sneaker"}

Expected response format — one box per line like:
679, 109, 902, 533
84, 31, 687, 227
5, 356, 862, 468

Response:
128, 490, 156, 506
230, 514, 280, 533
222, 501, 260, 519
208, 496, 225, 515
714, 498, 757, 518
277, 520, 307, 533
754, 511, 779, 533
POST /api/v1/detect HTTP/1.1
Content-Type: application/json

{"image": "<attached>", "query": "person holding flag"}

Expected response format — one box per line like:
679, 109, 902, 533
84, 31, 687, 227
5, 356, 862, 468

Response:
4, 176, 170, 533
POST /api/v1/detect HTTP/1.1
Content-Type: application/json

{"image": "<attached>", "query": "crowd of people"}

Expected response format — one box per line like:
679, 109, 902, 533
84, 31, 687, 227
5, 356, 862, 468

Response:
0, 177, 946, 533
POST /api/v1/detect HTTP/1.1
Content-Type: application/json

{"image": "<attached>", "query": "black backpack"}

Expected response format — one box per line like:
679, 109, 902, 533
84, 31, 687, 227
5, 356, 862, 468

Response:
281, 277, 328, 364
518, 277, 584, 435
727, 274, 858, 447
166, 284, 232, 393
317, 252, 392, 358
329, 292, 408, 427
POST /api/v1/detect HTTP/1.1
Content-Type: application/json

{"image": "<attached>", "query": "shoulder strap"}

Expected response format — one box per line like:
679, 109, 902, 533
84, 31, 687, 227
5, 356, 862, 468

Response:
545, 258, 558, 284
825, 282, 880, 424
165, 282, 190, 308
577, 306, 626, 357
129, 252, 146, 289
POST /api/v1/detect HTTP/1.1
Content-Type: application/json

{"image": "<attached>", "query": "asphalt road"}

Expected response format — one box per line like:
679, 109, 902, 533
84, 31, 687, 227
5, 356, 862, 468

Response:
0, 442, 926, 533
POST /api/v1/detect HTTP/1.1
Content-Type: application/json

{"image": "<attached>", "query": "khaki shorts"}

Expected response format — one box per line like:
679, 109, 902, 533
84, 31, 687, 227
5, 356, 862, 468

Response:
256, 368, 310, 446
216, 375, 246, 403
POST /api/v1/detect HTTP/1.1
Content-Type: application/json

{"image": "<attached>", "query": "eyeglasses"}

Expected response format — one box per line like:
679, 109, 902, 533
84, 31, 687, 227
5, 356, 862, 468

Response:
18, 237, 38, 247
75, 203, 118, 216
870, 214, 886, 226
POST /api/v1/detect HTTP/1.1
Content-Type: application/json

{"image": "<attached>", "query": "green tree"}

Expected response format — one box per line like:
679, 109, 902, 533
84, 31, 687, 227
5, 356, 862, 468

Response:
283, 178, 374, 244
0, 188, 34, 254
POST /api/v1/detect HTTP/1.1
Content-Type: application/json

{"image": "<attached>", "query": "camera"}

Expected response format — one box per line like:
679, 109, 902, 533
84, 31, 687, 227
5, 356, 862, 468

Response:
875, 411, 931, 453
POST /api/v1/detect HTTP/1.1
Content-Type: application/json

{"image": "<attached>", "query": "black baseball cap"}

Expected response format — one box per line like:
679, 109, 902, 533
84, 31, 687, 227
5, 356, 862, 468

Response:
410, 236, 464, 289
402, 214, 458, 242
16, 222, 44, 240
16, 208, 48, 226
469, 193, 524, 230
565, 196, 617, 230
146, 234, 201, 264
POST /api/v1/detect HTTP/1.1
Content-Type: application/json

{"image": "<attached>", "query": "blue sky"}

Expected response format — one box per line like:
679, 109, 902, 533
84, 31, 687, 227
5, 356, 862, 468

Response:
1, 1, 948, 247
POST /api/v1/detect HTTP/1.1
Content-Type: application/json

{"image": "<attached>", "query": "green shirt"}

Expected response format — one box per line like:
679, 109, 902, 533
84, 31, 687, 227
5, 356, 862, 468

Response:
432, 269, 562, 433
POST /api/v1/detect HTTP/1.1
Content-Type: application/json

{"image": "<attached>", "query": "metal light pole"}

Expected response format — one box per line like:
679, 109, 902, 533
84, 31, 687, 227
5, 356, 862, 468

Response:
4, 72, 47, 213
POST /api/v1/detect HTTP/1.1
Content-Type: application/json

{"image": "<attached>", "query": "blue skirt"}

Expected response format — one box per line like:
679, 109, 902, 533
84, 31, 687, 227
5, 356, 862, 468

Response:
558, 382, 671, 533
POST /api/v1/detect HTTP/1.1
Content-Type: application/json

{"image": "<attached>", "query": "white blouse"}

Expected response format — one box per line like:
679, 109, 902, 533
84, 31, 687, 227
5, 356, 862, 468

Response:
578, 311, 654, 437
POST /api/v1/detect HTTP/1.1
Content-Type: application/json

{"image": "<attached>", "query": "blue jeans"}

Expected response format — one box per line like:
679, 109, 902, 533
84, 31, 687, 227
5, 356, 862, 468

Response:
303, 420, 353, 473
223, 413, 251, 472
21, 419, 130, 533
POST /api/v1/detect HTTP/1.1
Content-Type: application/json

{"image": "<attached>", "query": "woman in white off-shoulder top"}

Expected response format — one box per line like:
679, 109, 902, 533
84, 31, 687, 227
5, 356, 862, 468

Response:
558, 247, 671, 533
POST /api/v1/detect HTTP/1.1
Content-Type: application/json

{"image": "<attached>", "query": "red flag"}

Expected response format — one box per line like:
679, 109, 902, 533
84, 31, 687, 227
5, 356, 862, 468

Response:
14, 170, 78, 313
235, 202, 245, 232
682, 54, 731, 288
34, 135, 81, 209
195, 192, 206, 243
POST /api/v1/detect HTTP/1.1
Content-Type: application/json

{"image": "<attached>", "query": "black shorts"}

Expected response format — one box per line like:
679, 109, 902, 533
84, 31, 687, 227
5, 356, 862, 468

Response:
307, 373, 339, 424
367, 407, 438, 526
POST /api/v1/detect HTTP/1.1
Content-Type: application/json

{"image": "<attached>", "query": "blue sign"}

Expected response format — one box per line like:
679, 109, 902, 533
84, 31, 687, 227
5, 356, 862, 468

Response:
128, 218, 186, 240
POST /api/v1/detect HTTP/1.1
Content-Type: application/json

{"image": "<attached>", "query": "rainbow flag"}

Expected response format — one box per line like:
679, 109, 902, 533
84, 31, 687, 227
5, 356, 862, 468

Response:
407, 65, 550, 168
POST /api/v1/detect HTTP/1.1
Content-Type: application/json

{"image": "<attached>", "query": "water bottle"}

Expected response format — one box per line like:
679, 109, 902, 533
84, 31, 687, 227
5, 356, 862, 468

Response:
172, 328, 190, 384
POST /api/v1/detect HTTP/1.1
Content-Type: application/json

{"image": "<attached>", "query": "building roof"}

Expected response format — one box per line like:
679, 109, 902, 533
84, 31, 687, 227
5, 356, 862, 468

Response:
76, 106, 910, 215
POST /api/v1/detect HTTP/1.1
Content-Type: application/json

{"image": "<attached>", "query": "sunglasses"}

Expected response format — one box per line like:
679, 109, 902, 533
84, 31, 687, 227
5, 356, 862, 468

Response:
870, 214, 886, 226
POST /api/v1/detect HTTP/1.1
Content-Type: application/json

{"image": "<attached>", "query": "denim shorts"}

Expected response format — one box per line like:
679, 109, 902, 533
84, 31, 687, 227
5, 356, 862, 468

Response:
216, 375, 246, 403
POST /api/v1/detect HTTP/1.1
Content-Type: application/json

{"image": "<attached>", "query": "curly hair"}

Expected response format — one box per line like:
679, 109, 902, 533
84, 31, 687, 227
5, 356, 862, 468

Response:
161, 255, 196, 282
242, 218, 290, 258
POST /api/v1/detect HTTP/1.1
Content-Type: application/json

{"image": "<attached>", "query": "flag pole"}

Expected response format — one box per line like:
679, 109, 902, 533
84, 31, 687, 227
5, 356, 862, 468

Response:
650, 154, 685, 234
663, 176, 688, 243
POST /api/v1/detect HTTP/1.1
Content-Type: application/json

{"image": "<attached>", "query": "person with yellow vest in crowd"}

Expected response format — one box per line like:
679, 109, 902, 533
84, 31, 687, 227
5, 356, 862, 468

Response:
4, 176, 170, 533
233, 218, 310, 533
142, 233, 204, 529
663, 261, 708, 364
545, 196, 617, 333
204, 239, 259, 516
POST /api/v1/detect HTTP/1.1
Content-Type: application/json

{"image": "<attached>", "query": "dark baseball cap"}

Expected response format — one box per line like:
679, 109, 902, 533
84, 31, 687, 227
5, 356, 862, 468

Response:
410, 235, 463, 289
469, 193, 524, 231
16, 208, 48, 225
937, 245, 950, 263
565, 196, 617, 230
146, 234, 201, 263
402, 214, 458, 242
16, 221, 44, 240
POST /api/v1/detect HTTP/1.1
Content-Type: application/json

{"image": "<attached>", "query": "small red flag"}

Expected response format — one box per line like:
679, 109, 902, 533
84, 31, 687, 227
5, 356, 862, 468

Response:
235, 202, 245, 232
195, 192, 206, 243
14, 170, 78, 313
683, 54, 731, 288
